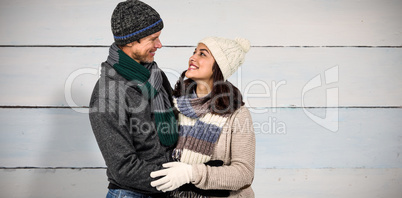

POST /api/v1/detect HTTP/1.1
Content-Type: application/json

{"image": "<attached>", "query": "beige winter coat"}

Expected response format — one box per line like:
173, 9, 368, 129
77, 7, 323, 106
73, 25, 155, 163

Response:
191, 106, 256, 197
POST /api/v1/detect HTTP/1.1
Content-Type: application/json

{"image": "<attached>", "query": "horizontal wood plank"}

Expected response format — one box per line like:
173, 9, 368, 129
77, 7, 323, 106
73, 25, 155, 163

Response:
0, 0, 401, 46
253, 168, 402, 198
0, 168, 401, 198
253, 107, 402, 169
1, 1, 401, 197
0, 47, 401, 107
0, 108, 401, 168
0, 169, 108, 197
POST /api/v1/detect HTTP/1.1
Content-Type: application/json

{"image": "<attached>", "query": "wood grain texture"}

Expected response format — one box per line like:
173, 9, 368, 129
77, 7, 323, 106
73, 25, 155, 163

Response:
0, 47, 401, 107
0, 0, 401, 46
1, 168, 401, 198
253, 168, 402, 198
0, 0, 401, 197
1, 108, 401, 169
0, 169, 108, 198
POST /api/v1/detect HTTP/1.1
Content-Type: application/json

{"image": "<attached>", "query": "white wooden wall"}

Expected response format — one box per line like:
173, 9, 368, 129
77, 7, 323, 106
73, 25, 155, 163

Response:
1, 0, 401, 197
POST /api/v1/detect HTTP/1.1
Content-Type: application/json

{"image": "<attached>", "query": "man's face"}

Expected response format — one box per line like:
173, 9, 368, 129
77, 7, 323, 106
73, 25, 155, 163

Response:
126, 31, 162, 63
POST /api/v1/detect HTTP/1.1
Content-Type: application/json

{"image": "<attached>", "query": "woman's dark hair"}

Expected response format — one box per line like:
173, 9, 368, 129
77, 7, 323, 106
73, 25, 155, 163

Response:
173, 62, 244, 115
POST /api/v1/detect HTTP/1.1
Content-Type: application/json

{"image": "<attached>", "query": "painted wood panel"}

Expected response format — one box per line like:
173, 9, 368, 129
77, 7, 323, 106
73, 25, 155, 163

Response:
1, 168, 401, 198
1, 0, 401, 197
0, 0, 401, 46
1, 108, 401, 168
252, 168, 402, 198
0, 47, 401, 107
0, 169, 108, 198
0, 108, 104, 167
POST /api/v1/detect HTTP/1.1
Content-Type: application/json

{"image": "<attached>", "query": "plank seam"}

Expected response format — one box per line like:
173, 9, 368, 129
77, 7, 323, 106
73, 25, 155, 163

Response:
0, 106, 401, 109
0, 167, 106, 170
0, 45, 401, 48
1, 167, 399, 170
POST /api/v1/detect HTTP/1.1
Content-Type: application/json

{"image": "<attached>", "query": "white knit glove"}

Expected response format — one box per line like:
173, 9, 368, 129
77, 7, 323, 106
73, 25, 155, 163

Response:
150, 162, 193, 192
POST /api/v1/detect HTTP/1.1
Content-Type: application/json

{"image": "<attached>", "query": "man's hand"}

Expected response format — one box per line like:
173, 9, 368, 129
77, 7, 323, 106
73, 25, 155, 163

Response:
150, 162, 193, 192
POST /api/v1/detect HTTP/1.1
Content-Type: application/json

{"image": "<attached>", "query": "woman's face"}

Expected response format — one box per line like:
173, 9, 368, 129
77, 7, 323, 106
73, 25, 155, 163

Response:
185, 43, 215, 85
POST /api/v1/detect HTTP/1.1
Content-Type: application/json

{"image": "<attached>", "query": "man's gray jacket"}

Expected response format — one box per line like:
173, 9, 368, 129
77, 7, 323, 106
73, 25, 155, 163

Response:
89, 62, 174, 195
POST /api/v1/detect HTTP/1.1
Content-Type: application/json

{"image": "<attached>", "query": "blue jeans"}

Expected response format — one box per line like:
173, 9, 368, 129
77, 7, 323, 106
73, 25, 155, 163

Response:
106, 189, 154, 198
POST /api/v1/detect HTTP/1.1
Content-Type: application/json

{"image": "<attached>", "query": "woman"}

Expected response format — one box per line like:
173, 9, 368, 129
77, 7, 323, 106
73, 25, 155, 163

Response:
150, 37, 255, 197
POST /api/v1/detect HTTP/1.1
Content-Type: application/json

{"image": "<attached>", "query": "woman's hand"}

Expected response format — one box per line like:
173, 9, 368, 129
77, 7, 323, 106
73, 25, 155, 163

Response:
150, 162, 193, 192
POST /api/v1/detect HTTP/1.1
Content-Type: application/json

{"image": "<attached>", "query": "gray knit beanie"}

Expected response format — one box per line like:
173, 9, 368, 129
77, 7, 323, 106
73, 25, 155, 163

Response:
111, 0, 163, 45
199, 37, 251, 81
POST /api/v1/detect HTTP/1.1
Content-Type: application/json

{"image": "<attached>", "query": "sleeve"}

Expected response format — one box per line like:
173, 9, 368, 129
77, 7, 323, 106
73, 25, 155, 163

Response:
191, 107, 256, 190
89, 93, 162, 193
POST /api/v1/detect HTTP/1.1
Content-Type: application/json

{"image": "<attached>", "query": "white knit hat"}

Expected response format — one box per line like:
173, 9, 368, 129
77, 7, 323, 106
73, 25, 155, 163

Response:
199, 37, 250, 81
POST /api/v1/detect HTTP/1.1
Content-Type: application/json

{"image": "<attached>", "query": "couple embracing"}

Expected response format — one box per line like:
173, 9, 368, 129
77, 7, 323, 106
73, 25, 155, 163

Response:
89, 1, 255, 197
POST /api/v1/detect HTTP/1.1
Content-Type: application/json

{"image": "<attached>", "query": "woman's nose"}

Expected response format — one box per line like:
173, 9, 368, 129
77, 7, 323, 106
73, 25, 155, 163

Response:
189, 54, 196, 61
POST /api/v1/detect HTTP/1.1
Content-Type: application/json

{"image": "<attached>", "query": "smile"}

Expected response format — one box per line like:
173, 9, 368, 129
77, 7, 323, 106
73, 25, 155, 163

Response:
188, 64, 199, 70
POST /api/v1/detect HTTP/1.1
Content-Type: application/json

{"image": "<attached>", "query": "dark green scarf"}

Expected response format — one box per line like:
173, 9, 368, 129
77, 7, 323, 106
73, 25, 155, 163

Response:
107, 43, 178, 146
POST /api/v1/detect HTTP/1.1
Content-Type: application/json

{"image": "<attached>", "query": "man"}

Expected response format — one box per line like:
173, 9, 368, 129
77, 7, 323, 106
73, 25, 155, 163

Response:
89, 1, 177, 197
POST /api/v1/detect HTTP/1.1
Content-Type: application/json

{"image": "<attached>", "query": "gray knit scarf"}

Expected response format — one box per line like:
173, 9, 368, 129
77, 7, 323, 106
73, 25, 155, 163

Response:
170, 93, 232, 198
172, 93, 231, 164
